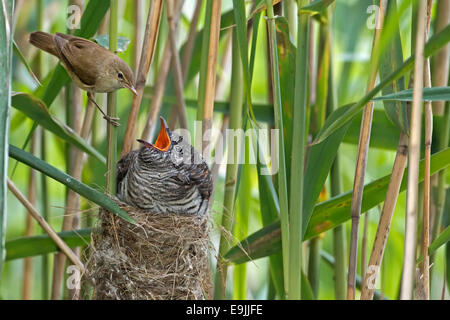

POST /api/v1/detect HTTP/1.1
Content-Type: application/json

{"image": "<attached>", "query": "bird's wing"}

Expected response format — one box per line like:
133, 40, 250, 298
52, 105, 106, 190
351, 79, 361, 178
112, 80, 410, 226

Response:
53, 33, 101, 86
170, 140, 213, 201
116, 150, 138, 194
187, 160, 213, 201
172, 143, 212, 201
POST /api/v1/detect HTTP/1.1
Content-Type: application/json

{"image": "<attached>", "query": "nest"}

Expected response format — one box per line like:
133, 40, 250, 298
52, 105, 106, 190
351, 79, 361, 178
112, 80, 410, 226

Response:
84, 200, 212, 300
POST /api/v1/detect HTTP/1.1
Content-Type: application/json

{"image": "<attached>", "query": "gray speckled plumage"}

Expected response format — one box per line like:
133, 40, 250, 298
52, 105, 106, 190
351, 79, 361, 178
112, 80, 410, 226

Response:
116, 118, 212, 216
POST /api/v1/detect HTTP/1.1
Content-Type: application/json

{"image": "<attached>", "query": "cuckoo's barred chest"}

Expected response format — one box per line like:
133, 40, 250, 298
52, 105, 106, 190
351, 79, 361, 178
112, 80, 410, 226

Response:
116, 118, 212, 216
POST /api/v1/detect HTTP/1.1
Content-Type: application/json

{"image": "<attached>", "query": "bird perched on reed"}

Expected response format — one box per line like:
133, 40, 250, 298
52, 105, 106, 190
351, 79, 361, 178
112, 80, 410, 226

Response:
116, 117, 212, 216
29, 31, 137, 126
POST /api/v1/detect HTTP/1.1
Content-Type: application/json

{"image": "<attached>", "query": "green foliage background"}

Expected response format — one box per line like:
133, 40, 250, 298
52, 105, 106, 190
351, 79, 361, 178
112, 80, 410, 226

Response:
1, 0, 449, 300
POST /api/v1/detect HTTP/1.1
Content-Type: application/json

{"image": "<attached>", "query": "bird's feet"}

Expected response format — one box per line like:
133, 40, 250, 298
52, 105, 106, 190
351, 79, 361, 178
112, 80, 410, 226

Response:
103, 115, 120, 127
87, 92, 120, 127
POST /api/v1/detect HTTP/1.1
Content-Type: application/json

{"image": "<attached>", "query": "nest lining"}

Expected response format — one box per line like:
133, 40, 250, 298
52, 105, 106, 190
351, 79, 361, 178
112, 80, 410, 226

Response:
85, 201, 212, 300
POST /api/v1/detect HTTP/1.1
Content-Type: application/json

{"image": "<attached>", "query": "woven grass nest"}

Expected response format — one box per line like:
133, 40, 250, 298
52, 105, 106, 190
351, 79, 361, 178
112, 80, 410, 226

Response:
85, 200, 212, 300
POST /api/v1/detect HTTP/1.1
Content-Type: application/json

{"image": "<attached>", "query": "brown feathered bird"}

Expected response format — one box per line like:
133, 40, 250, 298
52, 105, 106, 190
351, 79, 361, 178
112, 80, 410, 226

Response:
117, 117, 212, 216
29, 31, 137, 126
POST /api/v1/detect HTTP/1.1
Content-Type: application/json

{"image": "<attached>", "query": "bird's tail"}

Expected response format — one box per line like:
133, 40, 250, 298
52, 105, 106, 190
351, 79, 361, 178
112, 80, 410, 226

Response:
29, 31, 58, 57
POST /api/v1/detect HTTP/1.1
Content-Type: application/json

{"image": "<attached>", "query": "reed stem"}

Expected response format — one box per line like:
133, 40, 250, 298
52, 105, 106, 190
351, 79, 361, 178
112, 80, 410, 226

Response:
214, 29, 243, 300
141, 42, 172, 142
431, 0, 450, 115
325, 5, 346, 299
121, 0, 163, 156
361, 211, 369, 282
22, 132, 37, 300
232, 163, 251, 300
347, 0, 386, 300
166, 0, 187, 129
181, 0, 203, 82
400, 0, 427, 300
308, 237, 320, 298
330, 153, 346, 299
419, 1, 433, 299
265, 0, 290, 297
106, 0, 118, 196
291, 0, 310, 296
40, 129, 50, 299
7, 179, 85, 273
201, 0, 222, 153
360, 133, 408, 300
430, 0, 450, 277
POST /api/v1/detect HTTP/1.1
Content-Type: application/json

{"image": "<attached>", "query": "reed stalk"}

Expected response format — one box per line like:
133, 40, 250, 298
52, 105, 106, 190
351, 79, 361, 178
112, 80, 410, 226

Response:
106, 0, 118, 194
22, 132, 37, 300
141, 42, 172, 141
330, 154, 346, 299
132, 0, 143, 72
40, 129, 50, 299
431, 0, 450, 274
22, 0, 46, 298
360, 133, 408, 300
166, 0, 187, 129
400, 0, 426, 300
209, 115, 229, 202
325, 6, 346, 299
196, 0, 213, 124
432, 100, 450, 242
265, 0, 290, 297
201, 0, 222, 153
419, 0, 433, 299
7, 179, 85, 273
233, 162, 251, 300
121, 0, 163, 156
308, 237, 320, 298
361, 211, 369, 282
307, 5, 331, 298
168, 0, 204, 129
141, 1, 184, 142
214, 31, 232, 101
181, 0, 203, 80
321, 251, 386, 300
284, 0, 297, 40
431, 0, 450, 116
360, 0, 411, 300
442, 270, 447, 300
214, 29, 242, 300
35, 0, 50, 299
346, 0, 386, 300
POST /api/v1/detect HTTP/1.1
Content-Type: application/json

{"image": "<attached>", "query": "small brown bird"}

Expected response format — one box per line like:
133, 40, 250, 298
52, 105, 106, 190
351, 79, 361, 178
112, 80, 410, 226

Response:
117, 117, 212, 216
29, 31, 137, 126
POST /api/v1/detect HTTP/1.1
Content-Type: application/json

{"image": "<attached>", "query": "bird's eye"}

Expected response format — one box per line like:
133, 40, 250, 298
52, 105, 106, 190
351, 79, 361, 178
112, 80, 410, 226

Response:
118, 72, 124, 79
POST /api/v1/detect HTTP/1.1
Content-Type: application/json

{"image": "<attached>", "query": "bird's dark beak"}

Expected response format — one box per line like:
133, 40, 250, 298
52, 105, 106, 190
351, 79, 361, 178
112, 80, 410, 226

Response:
137, 139, 153, 148
137, 117, 171, 152
125, 81, 138, 96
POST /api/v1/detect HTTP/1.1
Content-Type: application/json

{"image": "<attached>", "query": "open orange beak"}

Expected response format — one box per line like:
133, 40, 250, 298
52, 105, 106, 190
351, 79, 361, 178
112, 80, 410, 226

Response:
137, 117, 171, 152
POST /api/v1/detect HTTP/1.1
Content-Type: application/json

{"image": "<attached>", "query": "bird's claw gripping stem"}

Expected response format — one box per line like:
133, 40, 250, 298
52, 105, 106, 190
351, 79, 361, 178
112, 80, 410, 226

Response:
103, 115, 120, 127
